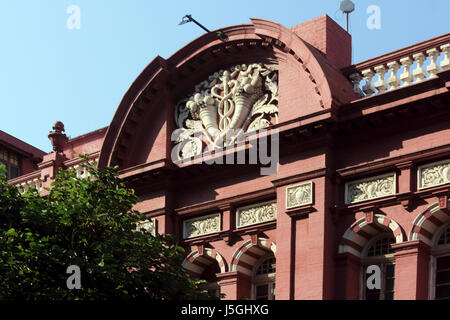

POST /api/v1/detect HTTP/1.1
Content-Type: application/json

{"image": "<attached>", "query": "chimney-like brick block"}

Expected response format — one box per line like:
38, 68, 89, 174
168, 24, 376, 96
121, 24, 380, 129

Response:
291, 14, 351, 69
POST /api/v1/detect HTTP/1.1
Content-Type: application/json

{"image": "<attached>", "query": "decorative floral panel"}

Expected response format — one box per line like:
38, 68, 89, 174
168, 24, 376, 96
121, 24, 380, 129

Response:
345, 173, 396, 205
418, 159, 450, 190
183, 213, 221, 239
137, 218, 157, 237
286, 181, 314, 209
236, 201, 277, 228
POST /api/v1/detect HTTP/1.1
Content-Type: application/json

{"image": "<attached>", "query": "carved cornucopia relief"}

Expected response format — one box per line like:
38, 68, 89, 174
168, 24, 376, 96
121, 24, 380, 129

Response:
174, 63, 279, 159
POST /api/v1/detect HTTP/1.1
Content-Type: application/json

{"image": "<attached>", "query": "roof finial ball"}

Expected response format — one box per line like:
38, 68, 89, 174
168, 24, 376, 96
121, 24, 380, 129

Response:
48, 121, 68, 153
340, 0, 355, 32
52, 121, 65, 134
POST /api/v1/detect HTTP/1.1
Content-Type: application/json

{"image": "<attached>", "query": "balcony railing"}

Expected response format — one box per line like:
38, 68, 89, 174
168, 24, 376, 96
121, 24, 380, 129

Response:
343, 34, 450, 98
10, 172, 43, 195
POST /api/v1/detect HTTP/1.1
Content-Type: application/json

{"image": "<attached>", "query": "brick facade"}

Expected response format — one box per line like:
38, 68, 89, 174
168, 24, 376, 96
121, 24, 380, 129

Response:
8, 15, 450, 300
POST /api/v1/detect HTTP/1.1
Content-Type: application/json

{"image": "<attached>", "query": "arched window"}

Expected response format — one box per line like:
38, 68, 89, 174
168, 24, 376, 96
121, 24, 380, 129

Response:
252, 255, 276, 300
361, 233, 396, 300
431, 223, 450, 300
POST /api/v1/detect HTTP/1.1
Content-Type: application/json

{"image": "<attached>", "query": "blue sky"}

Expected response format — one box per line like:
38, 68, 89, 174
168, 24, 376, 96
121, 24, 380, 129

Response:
1, 0, 449, 152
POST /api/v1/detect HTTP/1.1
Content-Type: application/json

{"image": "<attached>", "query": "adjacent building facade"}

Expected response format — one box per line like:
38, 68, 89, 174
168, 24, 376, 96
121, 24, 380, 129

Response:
7, 15, 450, 300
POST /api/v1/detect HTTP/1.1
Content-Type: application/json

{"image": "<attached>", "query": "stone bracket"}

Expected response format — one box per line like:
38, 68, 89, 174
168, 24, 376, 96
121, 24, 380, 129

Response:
285, 205, 316, 219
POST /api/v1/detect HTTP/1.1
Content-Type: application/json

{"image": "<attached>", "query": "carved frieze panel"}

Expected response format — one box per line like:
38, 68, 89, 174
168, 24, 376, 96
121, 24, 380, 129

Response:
236, 201, 277, 228
345, 173, 396, 205
183, 213, 221, 239
137, 218, 157, 237
418, 159, 450, 190
174, 63, 279, 159
286, 181, 314, 209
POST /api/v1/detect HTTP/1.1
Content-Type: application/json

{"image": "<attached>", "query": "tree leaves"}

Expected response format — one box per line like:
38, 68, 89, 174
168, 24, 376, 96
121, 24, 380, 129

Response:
0, 155, 213, 300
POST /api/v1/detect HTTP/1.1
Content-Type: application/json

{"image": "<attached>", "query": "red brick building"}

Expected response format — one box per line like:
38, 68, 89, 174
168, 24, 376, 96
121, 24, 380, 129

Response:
8, 15, 450, 300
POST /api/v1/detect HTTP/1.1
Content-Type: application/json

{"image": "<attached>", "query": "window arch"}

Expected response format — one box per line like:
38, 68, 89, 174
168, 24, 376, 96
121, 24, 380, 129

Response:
431, 222, 450, 300
252, 254, 276, 300
361, 233, 396, 300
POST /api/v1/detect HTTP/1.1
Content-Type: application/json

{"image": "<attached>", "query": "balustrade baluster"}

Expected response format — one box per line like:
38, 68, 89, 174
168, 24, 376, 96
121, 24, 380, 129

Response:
386, 61, 401, 90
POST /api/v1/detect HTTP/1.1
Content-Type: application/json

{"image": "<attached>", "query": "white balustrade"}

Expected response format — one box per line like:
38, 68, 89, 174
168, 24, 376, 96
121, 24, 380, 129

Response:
16, 178, 42, 195
349, 42, 450, 97
361, 69, 376, 96
399, 57, 414, 87
349, 73, 364, 97
441, 44, 450, 70
68, 160, 96, 179
426, 48, 440, 78
412, 52, 426, 83
386, 61, 401, 90
374, 64, 388, 93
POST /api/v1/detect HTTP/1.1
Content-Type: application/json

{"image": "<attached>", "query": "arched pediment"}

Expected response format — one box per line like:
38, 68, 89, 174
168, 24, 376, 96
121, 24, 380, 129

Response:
98, 18, 356, 170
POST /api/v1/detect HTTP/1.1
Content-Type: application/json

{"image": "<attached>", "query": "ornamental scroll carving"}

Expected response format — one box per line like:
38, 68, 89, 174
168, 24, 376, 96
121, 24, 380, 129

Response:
183, 213, 221, 239
236, 201, 277, 228
345, 173, 396, 204
174, 63, 278, 159
286, 182, 313, 209
418, 159, 450, 190
137, 218, 157, 237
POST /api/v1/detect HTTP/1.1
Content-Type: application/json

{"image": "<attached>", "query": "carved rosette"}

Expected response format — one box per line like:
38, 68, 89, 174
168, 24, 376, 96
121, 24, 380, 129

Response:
174, 63, 278, 158
136, 218, 157, 236
345, 173, 396, 204
286, 182, 314, 209
236, 201, 277, 228
183, 213, 221, 239
418, 159, 450, 190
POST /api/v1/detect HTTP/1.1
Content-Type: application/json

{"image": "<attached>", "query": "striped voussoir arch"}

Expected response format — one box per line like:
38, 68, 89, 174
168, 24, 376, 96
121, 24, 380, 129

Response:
230, 238, 276, 277
339, 214, 404, 258
409, 200, 450, 246
182, 248, 227, 277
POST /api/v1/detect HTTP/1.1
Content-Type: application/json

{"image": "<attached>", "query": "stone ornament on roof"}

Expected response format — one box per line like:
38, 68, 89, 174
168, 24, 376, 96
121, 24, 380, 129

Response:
174, 63, 278, 159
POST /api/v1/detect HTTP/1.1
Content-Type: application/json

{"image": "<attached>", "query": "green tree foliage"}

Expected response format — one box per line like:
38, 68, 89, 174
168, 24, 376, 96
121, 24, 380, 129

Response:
0, 158, 212, 300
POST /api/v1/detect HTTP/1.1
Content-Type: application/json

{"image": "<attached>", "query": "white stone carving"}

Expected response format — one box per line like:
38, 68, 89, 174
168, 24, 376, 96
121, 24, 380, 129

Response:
418, 159, 450, 190
345, 173, 396, 204
286, 181, 314, 209
137, 218, 157, 236
236, 201, 277, 228
174, 63, 278, 157
183, 213, 221, 239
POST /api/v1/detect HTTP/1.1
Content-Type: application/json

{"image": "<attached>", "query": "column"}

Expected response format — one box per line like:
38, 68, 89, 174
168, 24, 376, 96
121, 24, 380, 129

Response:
335, 253, 361, 299
275, 186, 295, 300
392, 240, 431, 300
217, 271, 251, 300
